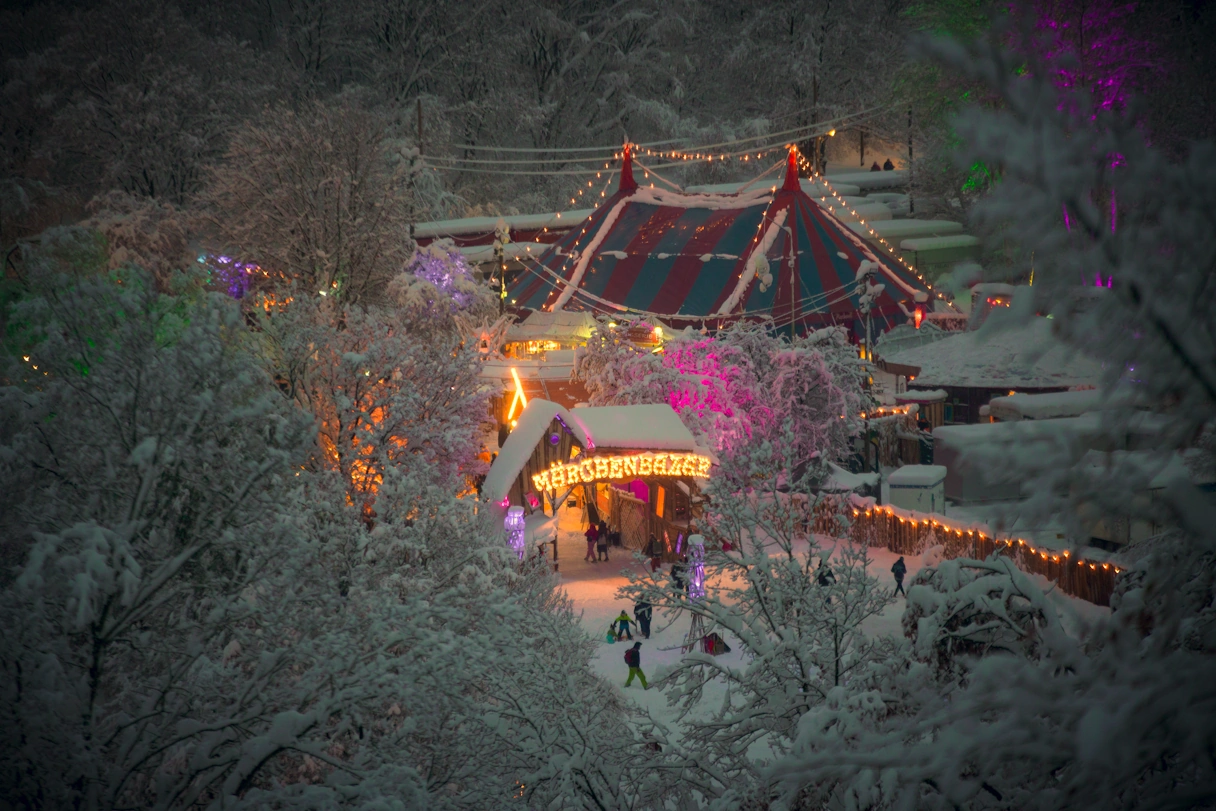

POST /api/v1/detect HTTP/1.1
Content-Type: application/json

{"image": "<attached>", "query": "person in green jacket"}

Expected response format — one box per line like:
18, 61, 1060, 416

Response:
624, 642, 648, 689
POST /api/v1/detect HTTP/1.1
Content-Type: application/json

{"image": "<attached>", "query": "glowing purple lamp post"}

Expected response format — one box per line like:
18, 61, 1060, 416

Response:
688, 535, 706, 601
505, 506, 526, 560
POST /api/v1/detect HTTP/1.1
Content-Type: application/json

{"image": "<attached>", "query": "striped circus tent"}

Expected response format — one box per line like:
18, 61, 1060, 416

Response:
506, 147, 944, 334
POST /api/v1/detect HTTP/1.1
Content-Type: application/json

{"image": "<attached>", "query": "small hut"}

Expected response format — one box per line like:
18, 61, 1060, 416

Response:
482, 399, 713, 561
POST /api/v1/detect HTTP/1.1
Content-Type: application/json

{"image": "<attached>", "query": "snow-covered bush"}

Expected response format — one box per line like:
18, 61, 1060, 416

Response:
902, 557, 1064, 682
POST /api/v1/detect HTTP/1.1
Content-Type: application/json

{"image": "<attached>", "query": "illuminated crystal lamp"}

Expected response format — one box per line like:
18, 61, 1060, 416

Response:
505, 506, 526, 560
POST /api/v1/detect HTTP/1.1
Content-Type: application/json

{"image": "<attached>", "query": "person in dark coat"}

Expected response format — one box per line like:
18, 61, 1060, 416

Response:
584, 522, 599, 563
670, 559, 686, 595
892, 556, 908, 597
645, 533, 661, 571
817, 559, 836, 587
597, 521, 610, 561
624, 642, 648, 688
634, 600, 653, 638
882, 158, 895, 171
870, 161, 882, 172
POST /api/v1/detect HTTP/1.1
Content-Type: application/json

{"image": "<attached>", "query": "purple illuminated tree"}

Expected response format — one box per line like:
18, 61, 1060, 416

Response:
387, 241, 495, 320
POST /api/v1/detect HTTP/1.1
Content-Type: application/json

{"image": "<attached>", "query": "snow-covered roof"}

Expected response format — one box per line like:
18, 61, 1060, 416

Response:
895, 389, 947, 403
480, 352, 580, 385
459, 242, 549, 264
899, 235, 981, 251
483, 400, 588, 503
987, 389, 1104, 421
887, 464, 947, 487
504, 311, 597, 343
569, 404, 699, 452
685, 178, 862, 197
848, 219, 965, 240
882, 318, 1103, 389
822, 169, 909, 191
414, 210, 594, 239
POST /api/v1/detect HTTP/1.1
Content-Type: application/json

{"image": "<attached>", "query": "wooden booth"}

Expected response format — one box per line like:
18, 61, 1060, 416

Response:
481, 400, 713, 564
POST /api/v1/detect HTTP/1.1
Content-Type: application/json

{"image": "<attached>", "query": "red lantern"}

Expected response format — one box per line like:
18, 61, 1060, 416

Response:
913, 305, 925, 330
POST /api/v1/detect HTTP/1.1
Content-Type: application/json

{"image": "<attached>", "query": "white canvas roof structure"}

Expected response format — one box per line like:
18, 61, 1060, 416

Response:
887, 464, 947, 487
569, 404, 699, 452
882, 318, 1104, 389
504, 310, 598, 344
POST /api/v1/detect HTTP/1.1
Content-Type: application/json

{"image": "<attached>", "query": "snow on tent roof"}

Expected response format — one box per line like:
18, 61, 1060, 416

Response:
883, 318, 1103, 389
569, 404, 699, 451
887, 464, 946, 487
504, 310, 598, 343
482, 400, 588, 503
506, 148, 940, 332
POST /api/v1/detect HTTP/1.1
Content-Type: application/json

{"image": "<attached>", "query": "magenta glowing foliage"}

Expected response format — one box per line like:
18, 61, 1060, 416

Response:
1018, 1, 1159, 116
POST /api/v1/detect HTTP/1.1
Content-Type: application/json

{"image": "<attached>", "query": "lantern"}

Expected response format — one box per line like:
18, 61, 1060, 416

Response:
913, 305, 925, 330
688, 535, 706, 601
505, 506, 526, 560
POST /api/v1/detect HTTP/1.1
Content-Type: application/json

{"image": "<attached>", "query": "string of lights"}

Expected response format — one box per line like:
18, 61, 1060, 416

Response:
795, 148, 961, 313
851, 505, 1123, 575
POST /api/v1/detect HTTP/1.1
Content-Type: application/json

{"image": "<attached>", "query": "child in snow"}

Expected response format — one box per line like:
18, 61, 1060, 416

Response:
584, 522, 599, 563
892, 556, 907, 597
614, 610, 636, 641
624, 642, 648, 689
596, 521, 610, 561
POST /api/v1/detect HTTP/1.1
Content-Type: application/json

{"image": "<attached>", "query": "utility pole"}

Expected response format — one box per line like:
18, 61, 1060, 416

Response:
907, 107, 915, 216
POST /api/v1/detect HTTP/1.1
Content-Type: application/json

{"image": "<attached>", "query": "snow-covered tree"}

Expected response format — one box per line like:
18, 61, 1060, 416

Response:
619, 434, 894, 806
252, 294, 491, 507
202, 102, 416, 305
575, 318, 870, 470
0, 266, 660, 809
763, 20, 1216, 810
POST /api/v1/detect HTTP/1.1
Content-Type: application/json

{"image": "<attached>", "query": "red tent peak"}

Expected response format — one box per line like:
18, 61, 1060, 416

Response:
620, 142, 638, 193
781, 147, 800, 191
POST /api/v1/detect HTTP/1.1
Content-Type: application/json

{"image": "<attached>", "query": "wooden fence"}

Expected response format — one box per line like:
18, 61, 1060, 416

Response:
842, 495, 1122, 607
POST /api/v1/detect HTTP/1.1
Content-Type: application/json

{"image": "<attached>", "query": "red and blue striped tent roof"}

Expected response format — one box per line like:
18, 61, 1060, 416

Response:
507, 149, 940, 334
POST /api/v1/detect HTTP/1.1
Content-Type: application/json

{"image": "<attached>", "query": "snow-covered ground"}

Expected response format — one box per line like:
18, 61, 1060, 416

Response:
547, 499, 1108, 734
546, 501, 928, 724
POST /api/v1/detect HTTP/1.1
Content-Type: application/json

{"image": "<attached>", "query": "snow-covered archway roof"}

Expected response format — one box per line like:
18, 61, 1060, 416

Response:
483, 400, 588, 504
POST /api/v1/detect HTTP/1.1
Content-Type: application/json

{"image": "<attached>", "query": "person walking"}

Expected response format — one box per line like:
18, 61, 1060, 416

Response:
614, 610, 636, 641
624, 642, 648, 689
597, 521, 610, 561
645, 534, 661, 572
870, 161, 882, 172
817, 558, 836, 604
882, 157, 895, 171
634, 600, 652, 639
892, 556, 908, 597
584, 522, 599, 563
670, 559, 686, 595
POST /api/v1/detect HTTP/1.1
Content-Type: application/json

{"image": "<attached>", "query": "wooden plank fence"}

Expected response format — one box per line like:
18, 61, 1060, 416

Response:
841, 495, 1122, 607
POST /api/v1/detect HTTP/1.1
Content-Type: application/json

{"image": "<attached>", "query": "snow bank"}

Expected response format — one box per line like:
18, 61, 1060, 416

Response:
987, 389, 1105, 421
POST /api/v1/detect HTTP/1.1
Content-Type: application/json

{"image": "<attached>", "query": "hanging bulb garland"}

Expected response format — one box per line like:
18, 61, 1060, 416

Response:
792, 147, 959, 312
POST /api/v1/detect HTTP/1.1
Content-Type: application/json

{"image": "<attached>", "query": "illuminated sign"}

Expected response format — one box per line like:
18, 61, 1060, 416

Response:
531, 452, 711, 492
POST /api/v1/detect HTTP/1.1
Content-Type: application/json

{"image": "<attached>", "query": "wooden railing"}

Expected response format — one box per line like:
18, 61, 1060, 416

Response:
843, 495, 1122, 607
